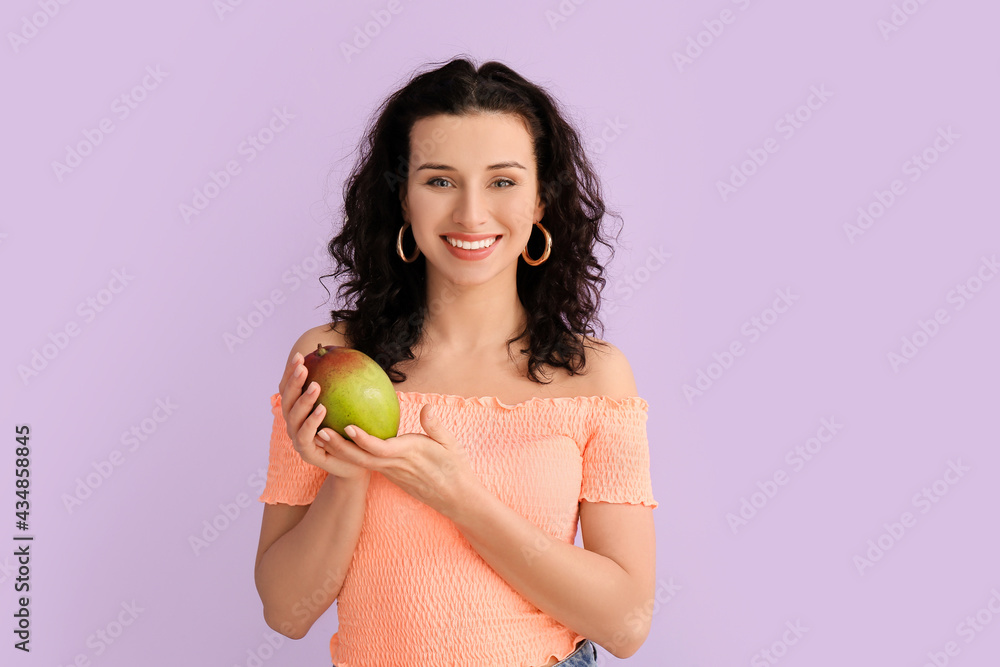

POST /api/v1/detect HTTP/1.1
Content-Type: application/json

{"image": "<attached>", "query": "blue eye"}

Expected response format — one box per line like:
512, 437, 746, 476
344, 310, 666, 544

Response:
424, 177, 516, 188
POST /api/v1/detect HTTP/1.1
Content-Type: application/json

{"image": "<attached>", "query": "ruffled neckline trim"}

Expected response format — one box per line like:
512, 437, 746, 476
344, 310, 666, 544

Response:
271, 390, 648, 411
396, 390, 648, 412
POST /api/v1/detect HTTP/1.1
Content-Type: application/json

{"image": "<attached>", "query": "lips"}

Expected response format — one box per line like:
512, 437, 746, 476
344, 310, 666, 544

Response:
439, 233, 501, 242
440, 232, 502, 252
440, 234, 501, 260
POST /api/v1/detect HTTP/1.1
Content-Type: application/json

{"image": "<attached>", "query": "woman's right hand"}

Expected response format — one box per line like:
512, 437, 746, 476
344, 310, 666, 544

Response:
278, 352, 370, 482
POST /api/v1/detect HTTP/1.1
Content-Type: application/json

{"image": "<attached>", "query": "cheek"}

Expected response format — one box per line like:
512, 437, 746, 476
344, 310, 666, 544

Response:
405, 192, 441, 231
509, 223, 534, 252
502, 193, 539, 225
406, 187, 433, 214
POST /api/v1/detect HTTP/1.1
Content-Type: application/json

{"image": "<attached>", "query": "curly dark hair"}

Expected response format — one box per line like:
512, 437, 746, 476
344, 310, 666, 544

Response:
320, 54, 623, 384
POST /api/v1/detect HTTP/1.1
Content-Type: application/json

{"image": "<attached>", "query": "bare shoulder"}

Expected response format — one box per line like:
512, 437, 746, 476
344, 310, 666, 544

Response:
579, 336, 639, 401
285, 322, 348, 366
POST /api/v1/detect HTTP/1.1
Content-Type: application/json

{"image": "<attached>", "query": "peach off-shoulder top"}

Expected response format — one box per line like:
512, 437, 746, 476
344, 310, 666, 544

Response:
259, 389, 658, 667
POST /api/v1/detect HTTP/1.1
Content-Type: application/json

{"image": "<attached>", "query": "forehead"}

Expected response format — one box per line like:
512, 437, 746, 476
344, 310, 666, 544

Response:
409, 113, 535, 164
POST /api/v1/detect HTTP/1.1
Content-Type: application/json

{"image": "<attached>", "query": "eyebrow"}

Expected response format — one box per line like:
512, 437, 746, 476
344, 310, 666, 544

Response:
414, 161, 527, 172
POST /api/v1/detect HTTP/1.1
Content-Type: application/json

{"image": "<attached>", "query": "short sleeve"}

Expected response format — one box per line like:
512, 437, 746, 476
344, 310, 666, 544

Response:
258, 392, 328, 505
579, 397, 658, 508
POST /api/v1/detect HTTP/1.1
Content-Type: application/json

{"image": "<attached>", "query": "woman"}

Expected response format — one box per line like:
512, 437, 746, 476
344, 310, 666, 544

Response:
254, 56, 658, 667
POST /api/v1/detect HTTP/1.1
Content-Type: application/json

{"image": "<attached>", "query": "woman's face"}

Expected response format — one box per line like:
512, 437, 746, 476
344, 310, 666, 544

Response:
400, 112, 545, 287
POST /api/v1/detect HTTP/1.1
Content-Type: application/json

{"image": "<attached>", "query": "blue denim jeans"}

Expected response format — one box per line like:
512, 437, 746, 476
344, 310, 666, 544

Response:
552, 639, 598, 666
332, 639, 598, 666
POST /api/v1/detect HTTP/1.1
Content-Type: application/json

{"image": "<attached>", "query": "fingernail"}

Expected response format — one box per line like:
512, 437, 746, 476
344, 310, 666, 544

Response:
318, 430, 330, 441
345, 425, 357, 438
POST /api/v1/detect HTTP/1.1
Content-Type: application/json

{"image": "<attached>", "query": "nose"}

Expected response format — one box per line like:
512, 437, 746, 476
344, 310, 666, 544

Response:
453, 187, 489, 227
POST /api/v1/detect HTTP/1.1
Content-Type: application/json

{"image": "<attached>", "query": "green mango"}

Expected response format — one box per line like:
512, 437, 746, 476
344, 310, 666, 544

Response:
302, 344, 400, 442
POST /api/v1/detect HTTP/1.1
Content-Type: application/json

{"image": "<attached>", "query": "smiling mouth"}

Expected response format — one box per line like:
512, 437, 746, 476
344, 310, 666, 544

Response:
440, 235, 501, 250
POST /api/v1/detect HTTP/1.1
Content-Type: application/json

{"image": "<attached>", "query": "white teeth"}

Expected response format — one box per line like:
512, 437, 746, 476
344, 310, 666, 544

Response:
446, 236, 496, 250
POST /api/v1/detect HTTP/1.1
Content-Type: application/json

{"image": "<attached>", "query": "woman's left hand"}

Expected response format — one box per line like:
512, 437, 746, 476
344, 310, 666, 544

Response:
324, 404, 480, 517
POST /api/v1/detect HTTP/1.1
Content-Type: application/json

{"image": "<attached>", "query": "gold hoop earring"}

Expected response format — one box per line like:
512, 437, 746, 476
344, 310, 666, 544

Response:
521, 220, 551, 266
396, 222, 421, 263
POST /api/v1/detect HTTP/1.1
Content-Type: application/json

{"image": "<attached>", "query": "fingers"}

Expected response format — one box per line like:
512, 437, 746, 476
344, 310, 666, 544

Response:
280, 361, 313, 436
289, 378, 322, 436
277, 351, 303, 395
419, 405, 453, 449
322, 425, 379, 471
347, 425, 389, 458
315, 426, 356, 459
292, 402, 330, 462
294, 391, 325, 443
284, 357, 308, 407
279, 358, 303, 415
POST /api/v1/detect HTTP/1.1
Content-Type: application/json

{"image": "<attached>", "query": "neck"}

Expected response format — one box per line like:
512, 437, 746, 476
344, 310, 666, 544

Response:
419, 271, 528, 355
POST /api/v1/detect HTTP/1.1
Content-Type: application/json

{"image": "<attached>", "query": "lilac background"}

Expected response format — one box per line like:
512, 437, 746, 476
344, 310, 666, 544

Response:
3, 1, 998, 665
